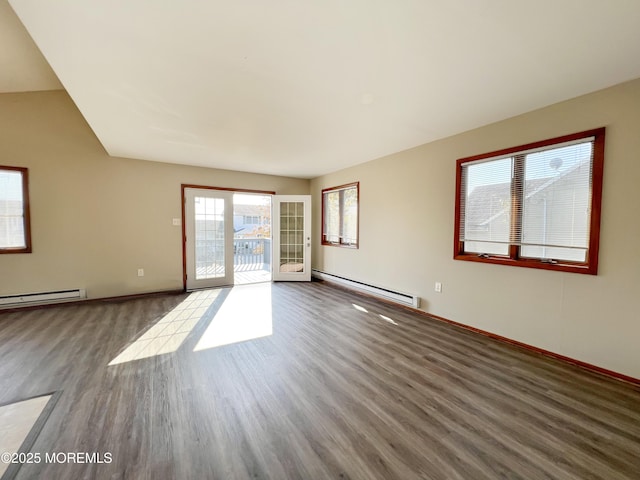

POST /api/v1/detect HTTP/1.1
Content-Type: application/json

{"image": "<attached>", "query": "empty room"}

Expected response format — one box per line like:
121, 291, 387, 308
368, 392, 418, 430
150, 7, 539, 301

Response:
1, 1, 639, 479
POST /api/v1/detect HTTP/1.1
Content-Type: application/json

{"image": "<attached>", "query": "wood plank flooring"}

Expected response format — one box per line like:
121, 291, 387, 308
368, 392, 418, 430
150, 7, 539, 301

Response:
0, 281, 638, 479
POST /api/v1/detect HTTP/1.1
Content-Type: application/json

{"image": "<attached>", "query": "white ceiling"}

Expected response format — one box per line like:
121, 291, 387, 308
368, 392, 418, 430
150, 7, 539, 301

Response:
5, 1, 640, 178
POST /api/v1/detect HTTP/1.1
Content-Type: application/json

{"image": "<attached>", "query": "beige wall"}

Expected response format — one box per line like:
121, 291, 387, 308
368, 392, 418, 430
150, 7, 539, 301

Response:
0, 90, 309, 299
311, 78, 640, 379
2, 82, 638, 378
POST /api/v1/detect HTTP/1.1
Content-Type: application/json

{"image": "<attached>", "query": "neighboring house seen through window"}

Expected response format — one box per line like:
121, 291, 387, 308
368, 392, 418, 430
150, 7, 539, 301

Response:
322, 182, 359, 248
454, 128, 605, 274
0, 166, 31, 254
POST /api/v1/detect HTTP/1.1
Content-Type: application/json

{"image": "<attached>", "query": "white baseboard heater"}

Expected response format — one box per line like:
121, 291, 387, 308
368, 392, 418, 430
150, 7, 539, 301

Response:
312, 270, 420, 308
0, 289, 87, 308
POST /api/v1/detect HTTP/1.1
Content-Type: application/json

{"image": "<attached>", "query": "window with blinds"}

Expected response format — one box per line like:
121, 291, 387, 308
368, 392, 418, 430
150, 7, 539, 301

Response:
322, 182, 359, 248
0, 166, 32, 254
454, 128, 605, 274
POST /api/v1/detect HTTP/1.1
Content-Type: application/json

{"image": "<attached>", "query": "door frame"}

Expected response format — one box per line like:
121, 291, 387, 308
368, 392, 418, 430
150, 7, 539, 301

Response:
181, 184, 275, 291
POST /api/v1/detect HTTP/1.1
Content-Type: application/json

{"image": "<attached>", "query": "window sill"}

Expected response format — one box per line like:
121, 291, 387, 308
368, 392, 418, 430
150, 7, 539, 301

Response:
0, 247, 32, 254
322, 241, 359, 249
454, 253, 596, 275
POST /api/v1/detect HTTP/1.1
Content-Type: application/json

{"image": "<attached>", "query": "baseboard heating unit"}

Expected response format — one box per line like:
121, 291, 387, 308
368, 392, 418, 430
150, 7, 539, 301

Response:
0, 289, 87, 308
312, 270, 420, 308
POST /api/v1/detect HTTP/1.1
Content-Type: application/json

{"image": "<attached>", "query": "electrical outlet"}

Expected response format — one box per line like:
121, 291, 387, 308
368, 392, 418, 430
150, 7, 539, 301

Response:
172, 218, 181, 226
137, 268, 144, 277
435, 282, 442, 293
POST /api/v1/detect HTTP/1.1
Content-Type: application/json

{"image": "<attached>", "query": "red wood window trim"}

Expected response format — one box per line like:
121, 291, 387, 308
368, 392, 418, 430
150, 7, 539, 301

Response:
321, 182, 359, 248
0, 165, 32, 254
453, 128, 605, 275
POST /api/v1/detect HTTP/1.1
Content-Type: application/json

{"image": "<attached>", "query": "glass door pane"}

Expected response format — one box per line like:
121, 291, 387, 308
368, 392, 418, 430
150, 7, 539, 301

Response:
195, 196, 226, 279
273, 195, 311, 281
279, 201, 305, 273
185, 188, 234, 290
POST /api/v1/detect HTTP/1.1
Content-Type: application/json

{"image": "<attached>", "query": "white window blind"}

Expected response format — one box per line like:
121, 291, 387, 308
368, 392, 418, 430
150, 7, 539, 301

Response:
520, 141, 593, 262
460, 157, 512, 256
323, 190, 341, 243
459, 137, 595, 262
341, 186, 358, 245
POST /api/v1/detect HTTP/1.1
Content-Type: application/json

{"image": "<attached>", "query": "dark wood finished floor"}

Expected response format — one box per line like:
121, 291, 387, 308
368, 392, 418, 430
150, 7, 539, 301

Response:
0, 281, 638, 479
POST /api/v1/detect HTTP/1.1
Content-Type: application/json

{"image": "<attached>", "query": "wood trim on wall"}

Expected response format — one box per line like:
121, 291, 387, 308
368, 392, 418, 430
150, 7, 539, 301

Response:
3, 275, 638, 387
181, 184, 276, 195
316, 277, 640, 387
424, 312, 640, 387
0, 289, 186, 313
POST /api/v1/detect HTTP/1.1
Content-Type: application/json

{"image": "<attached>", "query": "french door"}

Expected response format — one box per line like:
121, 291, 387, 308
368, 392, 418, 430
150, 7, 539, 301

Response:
272, 195, 311, 281
184, 188, 234, 290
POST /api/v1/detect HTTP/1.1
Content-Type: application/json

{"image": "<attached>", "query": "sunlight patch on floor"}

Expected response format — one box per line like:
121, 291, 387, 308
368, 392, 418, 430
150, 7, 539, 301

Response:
379, 314, 398, 326
108, 289, 221, 365
0, 395, 51, 477
350, 301, 399, 326
193, 282, 272, 351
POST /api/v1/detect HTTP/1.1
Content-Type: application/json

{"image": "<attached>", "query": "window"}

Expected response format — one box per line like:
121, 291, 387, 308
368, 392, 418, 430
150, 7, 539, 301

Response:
454, 128, 605, 274
243, 215, 261, 224
322, 182, 359, 248
0, 166, 32, 254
